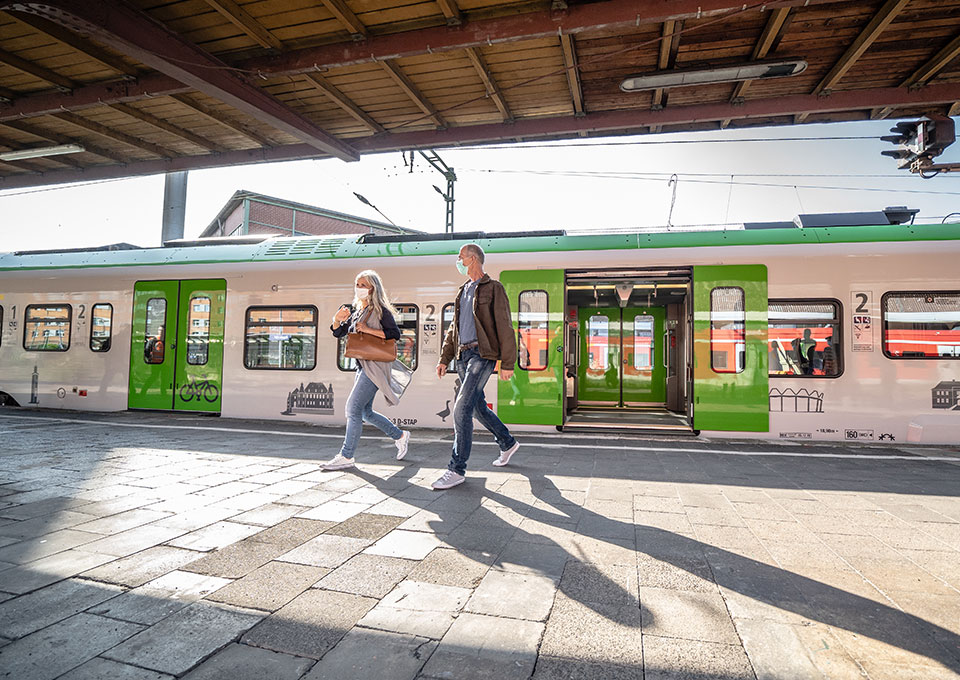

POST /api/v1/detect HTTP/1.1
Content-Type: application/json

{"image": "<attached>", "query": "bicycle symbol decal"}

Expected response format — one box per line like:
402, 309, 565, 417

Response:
179, 378, 220, 403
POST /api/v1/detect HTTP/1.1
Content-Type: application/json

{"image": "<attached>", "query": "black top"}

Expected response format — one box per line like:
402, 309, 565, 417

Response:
331, 306, 401, 340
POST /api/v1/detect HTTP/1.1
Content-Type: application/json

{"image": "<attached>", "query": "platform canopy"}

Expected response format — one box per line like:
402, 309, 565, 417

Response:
0, 0, 959, 189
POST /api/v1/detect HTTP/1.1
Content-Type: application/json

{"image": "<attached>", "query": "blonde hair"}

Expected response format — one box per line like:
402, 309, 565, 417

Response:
354, 270, 397, 320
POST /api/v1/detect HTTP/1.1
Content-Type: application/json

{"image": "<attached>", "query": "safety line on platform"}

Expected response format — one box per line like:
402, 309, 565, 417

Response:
1, 414, 956, 462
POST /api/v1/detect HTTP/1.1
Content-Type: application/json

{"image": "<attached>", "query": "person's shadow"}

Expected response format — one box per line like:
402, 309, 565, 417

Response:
349, 459, 960, 671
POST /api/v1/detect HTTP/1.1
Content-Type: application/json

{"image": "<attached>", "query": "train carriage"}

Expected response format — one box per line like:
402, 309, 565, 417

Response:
1, 218, 958, 445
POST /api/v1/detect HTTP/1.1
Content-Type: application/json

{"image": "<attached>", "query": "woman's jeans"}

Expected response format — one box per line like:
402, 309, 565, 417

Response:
339, 367, 402, 459
447, 347, 517, 475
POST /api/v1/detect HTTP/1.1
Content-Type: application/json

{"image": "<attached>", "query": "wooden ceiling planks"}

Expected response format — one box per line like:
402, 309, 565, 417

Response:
0, 0, 959, 188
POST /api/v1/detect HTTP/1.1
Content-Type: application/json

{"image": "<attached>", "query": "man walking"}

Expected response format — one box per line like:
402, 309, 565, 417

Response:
433, 244, 520, 490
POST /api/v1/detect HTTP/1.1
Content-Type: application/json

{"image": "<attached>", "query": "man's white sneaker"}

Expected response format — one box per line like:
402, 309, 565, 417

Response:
395, 430, 411, 460
492, 441, 520, 467
321, 453, 355, 471
431, 470, 465, 490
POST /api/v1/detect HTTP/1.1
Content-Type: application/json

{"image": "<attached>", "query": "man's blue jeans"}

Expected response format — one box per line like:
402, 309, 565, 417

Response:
339, 367, 402, 459
448, 347, 517, 475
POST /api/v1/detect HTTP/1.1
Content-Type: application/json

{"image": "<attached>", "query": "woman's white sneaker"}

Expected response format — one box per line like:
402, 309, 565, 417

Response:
322, 453, 355, 471
431, 470, 465, 490
395, 430, 411, 460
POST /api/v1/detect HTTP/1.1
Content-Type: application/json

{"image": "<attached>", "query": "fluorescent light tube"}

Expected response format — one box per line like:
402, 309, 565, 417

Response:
0, 143, 85, 161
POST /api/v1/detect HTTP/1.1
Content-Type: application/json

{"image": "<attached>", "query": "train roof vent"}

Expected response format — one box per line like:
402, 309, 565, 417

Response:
262, 236, 349, 258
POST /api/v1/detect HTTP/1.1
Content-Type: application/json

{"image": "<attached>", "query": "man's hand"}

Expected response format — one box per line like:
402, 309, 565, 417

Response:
500, 369, 513, 381
436, 364, 447, 378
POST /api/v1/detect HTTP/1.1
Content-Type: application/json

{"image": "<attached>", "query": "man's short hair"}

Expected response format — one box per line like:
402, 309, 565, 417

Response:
463, 243, 485, 264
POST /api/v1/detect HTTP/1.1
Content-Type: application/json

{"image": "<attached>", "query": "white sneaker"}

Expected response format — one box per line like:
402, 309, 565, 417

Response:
321, 453, 355, 471
395, 430, 411, 460
431, 470, 465, 490
492, 441, 520, 467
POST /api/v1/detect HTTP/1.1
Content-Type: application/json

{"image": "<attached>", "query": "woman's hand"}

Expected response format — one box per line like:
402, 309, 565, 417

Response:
355, 320, 370, 334
333, 306, 351, 325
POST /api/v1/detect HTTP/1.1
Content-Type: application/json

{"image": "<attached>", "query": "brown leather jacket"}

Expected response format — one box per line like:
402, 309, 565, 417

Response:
440, 273, 517, 371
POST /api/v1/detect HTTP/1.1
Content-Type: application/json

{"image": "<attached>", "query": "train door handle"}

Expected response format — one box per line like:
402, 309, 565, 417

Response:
663, 331, 669, 368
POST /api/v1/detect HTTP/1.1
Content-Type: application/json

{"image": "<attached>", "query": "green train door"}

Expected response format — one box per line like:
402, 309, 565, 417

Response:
692, 265, 768, 432
128, 279, 226, 412
497, 270, 564, 425
578, 307, 666, 406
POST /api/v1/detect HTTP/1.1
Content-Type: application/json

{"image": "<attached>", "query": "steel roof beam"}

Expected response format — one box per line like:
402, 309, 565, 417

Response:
797, 0, 908, 123
872, 32, 960, 119
465, 47, 513, 123
203, 0, 284, 51
244, 0, 838, 76
1, 0, 359, 161
5, 80, 959, 191
0, 46, 75, 91
53, 111, 177, 159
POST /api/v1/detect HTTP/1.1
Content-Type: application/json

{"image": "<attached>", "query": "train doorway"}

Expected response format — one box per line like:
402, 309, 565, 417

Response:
127, 279, 226, 413
563, 269, 693, 433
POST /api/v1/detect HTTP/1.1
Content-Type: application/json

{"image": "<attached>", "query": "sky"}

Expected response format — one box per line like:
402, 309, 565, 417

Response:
1, 118, 959, 252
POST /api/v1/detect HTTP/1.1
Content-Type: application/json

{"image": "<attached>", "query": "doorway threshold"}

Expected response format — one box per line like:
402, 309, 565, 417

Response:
562, 407, 696, 435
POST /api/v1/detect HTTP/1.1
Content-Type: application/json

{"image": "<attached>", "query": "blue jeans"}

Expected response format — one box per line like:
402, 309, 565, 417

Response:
339, 367, 402, 459
448, 348, 517, 475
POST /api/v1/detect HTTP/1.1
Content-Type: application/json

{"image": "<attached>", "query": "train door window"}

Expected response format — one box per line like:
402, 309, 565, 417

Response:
710, 287, 744, 374
245, 306, 318, 370
144, 298, 166, 364
768, 300, 841, 377
337, 305, 358, 372
518, 290, 548, 370
0, 306, 3, 348
882, 291, 960, 359
441, 303, 456, 371
587, 315, 609, 371
633, 315, 654, 370
187, 297, 211, 365
396, 304, 419, 370
24, 304, 71, 351
90, 303, 113, 352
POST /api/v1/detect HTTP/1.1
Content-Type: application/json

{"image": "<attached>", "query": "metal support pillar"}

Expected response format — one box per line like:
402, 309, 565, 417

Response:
161, 171, 188, 244
418, 150, 456, 233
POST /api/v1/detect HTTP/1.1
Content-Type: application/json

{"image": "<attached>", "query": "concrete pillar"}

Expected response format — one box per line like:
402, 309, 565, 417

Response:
161, 171, 188, 244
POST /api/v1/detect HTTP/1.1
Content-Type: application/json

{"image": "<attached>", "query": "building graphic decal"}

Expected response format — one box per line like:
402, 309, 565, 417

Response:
932, 381, 960, 410
282, 382, 334, 416
769, 387, 824, 413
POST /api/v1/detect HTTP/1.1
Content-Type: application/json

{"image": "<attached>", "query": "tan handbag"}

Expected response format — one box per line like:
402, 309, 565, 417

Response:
344, 332, 397, 362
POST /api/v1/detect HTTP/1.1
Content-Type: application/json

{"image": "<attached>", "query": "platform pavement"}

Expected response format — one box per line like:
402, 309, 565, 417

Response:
0, 409, 959, 679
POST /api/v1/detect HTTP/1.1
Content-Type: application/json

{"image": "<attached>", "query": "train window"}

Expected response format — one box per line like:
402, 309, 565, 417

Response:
245, 306, 318, 370
187, 296, 210, 365
633, 315, 654, 370
337, 304, 419, 371
768, 300, 841, 377
144, 298, 166, 364
882, 292, 960, 359
441, 303, 457, 371
90, 303, 113, 352
24, 304, 72, 352
710, 287, 744, 374
518, 290, 548, 370
586, 315, 609, 371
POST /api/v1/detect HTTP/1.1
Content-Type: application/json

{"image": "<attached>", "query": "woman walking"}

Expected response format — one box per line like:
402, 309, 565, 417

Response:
323, 270, 411, 470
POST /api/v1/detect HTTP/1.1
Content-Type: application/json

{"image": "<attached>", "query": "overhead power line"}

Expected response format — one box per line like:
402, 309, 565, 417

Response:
445, 136, 880, 151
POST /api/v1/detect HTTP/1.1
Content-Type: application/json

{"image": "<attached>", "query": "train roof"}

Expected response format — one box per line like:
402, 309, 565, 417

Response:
1, 222, 958, 272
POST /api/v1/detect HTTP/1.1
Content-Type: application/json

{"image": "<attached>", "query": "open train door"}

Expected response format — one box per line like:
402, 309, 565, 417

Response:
692, 265, 768, 432
497, 269, 564, 426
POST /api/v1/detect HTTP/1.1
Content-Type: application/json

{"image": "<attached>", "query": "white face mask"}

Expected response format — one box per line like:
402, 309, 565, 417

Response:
355, 286, 370, 299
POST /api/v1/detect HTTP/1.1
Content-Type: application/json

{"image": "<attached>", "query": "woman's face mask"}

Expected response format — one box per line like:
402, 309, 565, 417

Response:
355, 286, 370, 299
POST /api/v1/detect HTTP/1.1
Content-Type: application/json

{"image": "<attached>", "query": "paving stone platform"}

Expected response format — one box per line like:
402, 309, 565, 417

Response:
1, 409, 960, 679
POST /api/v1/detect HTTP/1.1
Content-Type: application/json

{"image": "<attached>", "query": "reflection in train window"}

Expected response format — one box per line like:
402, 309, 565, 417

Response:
633, 315, 654, 370
144, 298, 166, 364
518, 290, 548, 370
245, 306, 317, 370
883, 291, 960, 359
187, 296, 211, 365
338, 304, 419, 371
0, 306, 3, 348
710, 287, 744, 374
587, 315, 609, 371
768, 300, 841, 377
90, 303, 113, 352
441, 303, 456, 371
24, 304, 72, 352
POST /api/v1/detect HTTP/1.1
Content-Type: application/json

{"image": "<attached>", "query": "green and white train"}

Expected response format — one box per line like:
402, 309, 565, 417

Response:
1, 217, 959, 444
